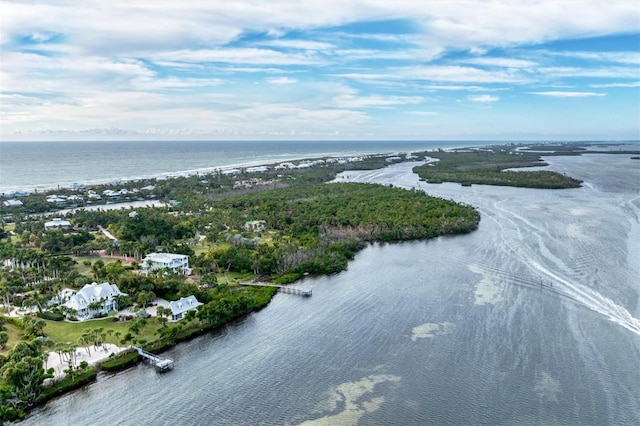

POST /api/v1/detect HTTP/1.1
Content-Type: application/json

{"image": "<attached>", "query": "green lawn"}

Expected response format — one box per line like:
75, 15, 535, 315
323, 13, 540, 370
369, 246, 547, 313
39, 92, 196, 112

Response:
71, 256, 99, 277
0, 322, 24, 355
218, 271, 254, 285
44, 317, 163, 346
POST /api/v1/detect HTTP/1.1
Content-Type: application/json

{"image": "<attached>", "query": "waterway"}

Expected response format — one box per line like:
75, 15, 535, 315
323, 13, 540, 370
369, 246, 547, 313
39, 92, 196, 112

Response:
25, 153, 640, 425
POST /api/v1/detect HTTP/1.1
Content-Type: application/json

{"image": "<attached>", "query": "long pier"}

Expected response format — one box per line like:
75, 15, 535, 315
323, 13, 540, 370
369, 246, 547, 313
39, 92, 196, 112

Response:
131, 346, 174, 371
240, 282, 312, 297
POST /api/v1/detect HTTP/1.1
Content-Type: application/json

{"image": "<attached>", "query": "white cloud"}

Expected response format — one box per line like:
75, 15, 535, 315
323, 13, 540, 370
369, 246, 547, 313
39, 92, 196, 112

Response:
262, 40, 335, 51
3, 2, 638, 57
528, 91, 606, 98
333, 93, 424, 109
420, 84, 509, 92
461, 57, 538, 68
151, 48, 322, 66
538, 66, 640, 80
549, 51, 640, 65
334, 65, 526, 84
2, 1, 639, 140
468, 94, 500, 102
408, 111, 438, 116
266, 77, 298, 84
590, 81, 640, 88
400, 65, 527, 84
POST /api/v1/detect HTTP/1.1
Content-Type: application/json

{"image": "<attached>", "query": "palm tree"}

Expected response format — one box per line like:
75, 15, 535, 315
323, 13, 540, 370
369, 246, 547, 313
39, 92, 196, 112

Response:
87, 300, 102, 317
78, 336, 90, 356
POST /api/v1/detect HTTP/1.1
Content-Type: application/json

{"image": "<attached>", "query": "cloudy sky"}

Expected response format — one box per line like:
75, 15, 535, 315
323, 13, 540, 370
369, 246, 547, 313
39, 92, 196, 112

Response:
1, 1, 639, 141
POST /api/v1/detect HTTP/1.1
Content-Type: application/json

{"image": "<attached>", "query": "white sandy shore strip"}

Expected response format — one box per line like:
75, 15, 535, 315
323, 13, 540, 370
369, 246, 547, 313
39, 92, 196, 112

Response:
44, 343, 127, 379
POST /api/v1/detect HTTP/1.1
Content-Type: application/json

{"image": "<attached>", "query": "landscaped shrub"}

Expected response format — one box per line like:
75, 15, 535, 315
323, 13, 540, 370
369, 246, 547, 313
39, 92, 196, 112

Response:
98, 349, 140, 372
38, 311, 65, 321
37, 368, 97, 403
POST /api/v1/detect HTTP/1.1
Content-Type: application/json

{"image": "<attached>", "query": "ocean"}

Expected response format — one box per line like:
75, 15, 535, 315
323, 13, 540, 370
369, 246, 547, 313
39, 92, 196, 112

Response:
0, 140, 485, 194
21, 145, 640, 425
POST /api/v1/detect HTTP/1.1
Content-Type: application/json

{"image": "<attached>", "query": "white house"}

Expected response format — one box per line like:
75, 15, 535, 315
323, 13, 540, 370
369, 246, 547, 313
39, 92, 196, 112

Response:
45, 218, 71, 230
46, 195, 67, 205
62, 282, 125, 320
244, 220, 266, 232
141, 252, 191, 275
169, 295, 202, 321
2, 199, 23, 208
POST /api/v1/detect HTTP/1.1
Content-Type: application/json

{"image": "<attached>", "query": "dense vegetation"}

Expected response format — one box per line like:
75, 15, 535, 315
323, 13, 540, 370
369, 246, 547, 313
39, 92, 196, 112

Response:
413, 148, 583, 189
207, 182, 479, 281
5, 141, 624, 418
0, 150, 486, 420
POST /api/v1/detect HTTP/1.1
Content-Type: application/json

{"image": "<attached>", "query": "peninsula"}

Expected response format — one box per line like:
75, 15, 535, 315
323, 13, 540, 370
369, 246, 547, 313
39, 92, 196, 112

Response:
2, 142, 632, 421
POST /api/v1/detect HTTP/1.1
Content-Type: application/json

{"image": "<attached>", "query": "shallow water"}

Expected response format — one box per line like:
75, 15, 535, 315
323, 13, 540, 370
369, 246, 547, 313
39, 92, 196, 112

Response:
25, 153, 640, 425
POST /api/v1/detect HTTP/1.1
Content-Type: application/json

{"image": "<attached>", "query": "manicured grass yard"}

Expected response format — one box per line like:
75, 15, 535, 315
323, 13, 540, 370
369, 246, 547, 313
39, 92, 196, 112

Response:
0, 322, 24, 355
71, 256, 99, 276
44, 317, 163, 346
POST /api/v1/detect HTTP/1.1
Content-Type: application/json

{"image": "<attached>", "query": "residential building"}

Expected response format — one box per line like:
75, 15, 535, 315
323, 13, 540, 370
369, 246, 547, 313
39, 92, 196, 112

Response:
244, 220, 266, 232
44, 218, 71, 230
2, 199, 23, 208
169, 295, 202, 321
141, 252, 191, 275
62, 282, 125, 320
46, 195, 67, 205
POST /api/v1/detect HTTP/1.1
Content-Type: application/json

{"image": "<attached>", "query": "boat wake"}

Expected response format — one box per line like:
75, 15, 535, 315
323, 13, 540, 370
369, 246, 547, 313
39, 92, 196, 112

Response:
529, 260, 640, 337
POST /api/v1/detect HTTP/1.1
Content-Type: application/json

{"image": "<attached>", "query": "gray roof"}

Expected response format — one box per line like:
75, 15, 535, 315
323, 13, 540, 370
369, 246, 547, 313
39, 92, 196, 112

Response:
169, 295, 202, 317
63, 282, 124, 311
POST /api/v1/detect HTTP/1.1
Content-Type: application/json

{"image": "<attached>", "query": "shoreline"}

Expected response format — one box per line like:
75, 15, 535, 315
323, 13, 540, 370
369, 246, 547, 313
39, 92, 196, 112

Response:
4, 140, 638, 421
1, 152, 392, 195
3, 140, 639, 196
1, 143, 472, 195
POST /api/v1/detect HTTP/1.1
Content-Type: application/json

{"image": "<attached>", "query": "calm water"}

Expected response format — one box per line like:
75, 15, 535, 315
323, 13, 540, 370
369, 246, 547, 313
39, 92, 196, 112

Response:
0, 140, 477, 194
24, 152, 640, 425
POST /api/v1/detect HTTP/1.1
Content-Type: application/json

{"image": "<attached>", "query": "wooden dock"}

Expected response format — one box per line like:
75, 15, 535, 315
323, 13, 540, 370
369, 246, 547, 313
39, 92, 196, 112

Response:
131, 346, 174, 372
240, 282, 312, 297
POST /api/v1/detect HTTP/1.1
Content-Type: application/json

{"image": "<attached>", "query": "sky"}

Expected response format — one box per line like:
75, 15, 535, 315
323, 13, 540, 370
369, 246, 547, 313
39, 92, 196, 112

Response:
1, 1, 639, 141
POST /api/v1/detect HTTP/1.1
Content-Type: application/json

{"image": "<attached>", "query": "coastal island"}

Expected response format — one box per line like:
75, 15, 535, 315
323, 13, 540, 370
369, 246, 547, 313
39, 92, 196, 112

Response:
412, 145, 583, 188
1, 142, 627, 421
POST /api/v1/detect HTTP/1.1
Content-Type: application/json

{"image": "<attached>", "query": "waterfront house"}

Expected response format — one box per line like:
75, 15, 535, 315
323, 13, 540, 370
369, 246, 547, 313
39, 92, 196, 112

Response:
62, 282, 125, 320
46, 195, 67, 205
169, 295, 202, 321
102, 189, 120, 199
44, 218, 71, 230
2, 199, 23, 208
141, 252, 191, 275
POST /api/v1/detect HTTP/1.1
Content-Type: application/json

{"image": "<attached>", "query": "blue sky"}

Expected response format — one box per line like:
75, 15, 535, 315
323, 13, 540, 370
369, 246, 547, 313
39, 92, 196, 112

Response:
1, 1, 639, 141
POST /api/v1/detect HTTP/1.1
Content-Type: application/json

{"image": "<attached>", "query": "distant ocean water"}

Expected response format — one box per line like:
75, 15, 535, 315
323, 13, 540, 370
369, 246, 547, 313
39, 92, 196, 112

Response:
24, 150, 640, 425
0, 140, 486, 194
